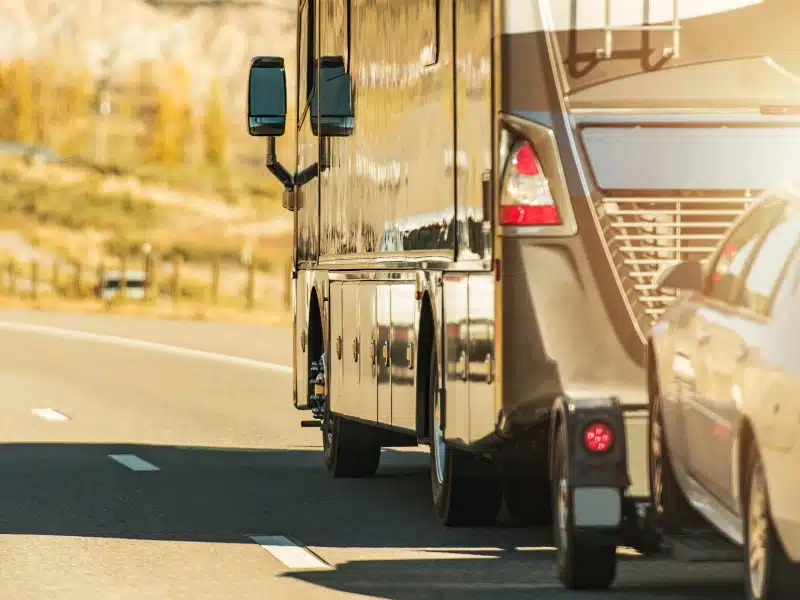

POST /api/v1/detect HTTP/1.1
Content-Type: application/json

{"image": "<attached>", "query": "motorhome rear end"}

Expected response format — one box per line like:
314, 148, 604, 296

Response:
247, 0, 800, 525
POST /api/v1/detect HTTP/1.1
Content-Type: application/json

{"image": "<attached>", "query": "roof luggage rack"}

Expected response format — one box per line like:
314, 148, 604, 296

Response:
596, 0, 681, 59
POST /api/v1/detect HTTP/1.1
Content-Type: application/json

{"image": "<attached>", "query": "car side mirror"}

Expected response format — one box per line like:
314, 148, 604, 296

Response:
311, 56, 354, 137
655, 260, 704, 292
247, 56, 287, 137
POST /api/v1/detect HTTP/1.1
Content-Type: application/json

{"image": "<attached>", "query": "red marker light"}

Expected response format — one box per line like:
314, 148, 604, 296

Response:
583, 422, 614, 453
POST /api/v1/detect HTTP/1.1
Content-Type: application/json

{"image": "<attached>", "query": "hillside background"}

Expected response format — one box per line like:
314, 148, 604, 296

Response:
0, 0, 298, 310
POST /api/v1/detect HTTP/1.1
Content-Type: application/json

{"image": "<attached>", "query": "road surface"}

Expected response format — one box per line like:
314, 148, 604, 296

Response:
0, 308, 744, 599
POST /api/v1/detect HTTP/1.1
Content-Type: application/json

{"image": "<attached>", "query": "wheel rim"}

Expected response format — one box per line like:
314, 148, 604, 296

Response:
324, 418, 333, 453
650, 398, 665, 515
323, 400, 334, 460
557, 477, 568, 552
748, 462, 769, 599
433, 384, 446, 484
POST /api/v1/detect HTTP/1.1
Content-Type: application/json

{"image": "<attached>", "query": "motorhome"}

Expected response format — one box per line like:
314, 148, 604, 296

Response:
247, 0, 800, 526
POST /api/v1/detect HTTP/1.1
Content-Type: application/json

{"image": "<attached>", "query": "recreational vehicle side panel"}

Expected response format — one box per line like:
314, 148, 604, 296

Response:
318, 0, 457, 263
454, 0, 494, 265
296, 0, 320, 266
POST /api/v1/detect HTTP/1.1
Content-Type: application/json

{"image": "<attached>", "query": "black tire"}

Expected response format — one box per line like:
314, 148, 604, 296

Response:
322, 394, 381, 478
743, 443, 800, 600
503, 470, 552, 527
429, 344, 502, 526
552, 422, 617, 590
648, 371, 699, 532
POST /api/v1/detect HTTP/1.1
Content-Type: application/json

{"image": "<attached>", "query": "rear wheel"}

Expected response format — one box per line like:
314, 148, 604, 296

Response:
429, 345, 502, 526
322, 382, 381, 478
503, 468, 552, 526
552, 423, 617, 590
744, 444, 800, 600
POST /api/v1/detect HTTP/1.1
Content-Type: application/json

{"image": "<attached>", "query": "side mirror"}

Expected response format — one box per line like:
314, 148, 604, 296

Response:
311, 56, 354, 137
655, 260, 704, 292
248, 56, 287, 137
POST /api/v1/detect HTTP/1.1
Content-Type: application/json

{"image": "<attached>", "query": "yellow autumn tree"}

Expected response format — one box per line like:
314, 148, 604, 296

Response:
203, 76, 227, 168
32, 58, 60, 147
59, 68, 93, 157
9, 58, 37, 143
0, 62, 11, 139
147, 61, 192, 165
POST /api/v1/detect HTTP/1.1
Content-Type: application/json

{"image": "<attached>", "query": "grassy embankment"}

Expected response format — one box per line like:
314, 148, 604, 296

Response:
0, 153, 293, 322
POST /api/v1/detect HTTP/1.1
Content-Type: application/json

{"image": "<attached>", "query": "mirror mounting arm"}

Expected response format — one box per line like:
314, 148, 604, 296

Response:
295, 162, 327, 187
293, 139, 330, 188
266, 137, 294, 190
265, 136, 329, 191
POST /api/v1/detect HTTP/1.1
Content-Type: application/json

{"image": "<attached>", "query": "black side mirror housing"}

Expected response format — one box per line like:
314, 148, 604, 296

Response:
248, 56, 287, 137
655, 260, 704, 292
311, 56, 354, 138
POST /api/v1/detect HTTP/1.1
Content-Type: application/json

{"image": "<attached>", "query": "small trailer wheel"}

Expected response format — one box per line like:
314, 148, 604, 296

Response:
552, 423, 617, 590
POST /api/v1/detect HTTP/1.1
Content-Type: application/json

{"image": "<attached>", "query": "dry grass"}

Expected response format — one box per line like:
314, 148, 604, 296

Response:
0, 153, 291, 267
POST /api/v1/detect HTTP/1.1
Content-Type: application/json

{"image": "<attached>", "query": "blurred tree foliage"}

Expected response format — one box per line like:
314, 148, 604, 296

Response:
0, 57, 232, 170
8, 58, 37, 143
147, 62, 193, 166
203, 77, 227, 168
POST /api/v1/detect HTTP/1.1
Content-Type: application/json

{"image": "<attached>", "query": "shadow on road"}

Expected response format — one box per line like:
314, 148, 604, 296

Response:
0, 442, 529, 546
286, 556, 743, 599
0, 442, 745, 599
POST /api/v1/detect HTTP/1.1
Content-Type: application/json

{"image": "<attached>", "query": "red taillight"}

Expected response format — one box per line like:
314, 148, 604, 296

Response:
583, 422, 614, 453
514, 143, 540, 176
500, 205, 560, 226
500, 141, 561, 226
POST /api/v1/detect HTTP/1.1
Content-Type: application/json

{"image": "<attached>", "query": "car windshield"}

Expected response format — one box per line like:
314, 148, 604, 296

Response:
553, 0, 800, 107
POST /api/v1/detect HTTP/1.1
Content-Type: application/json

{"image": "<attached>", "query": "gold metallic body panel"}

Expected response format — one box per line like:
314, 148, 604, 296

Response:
442, 274, 470, 444
468, 273, 497, 443
390, 284, 418, 431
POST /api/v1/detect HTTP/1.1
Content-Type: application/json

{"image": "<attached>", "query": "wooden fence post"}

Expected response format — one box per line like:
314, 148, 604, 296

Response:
119, 255, 128, 304
8, 259, 16, 295
172, 255, 182, 302
211, 257, 220, 305
52, 260, 60, 296
245, 260, 256, 310
143, 253, 152, 302
73, 260, 82, 298
284, 259, 292, 310
30, 261, 39, 300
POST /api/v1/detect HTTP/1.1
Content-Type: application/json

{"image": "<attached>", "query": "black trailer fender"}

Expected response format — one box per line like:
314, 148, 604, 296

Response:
549, 395, 630, 535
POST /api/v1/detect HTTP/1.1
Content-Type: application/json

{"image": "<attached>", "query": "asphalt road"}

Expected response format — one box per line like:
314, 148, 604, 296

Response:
0, 308, 745, 599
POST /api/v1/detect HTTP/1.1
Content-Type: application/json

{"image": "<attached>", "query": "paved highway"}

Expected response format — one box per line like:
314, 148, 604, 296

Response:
0, 308, 745, 599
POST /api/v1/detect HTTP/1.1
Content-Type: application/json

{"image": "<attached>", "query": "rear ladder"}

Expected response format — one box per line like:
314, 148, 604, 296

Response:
596, 0, 682, 59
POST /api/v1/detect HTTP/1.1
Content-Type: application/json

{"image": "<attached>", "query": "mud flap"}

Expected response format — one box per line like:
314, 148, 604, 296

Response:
551, 395, 629, 542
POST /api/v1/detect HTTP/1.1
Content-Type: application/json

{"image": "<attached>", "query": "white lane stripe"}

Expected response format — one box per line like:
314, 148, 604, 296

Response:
31, 408, 69, 421
0, 321, 292, 374
249, 535, 330, 570
109, 454, 160, 471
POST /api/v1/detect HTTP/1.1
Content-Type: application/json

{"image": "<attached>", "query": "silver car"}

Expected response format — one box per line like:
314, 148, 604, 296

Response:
649, 188, 800, 599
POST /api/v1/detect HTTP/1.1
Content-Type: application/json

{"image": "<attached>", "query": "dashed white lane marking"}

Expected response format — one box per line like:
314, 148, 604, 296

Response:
249, 535, 331, 570
108, 454, 160, 471
31, 408, 69, 421
0, 321, 292, 374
